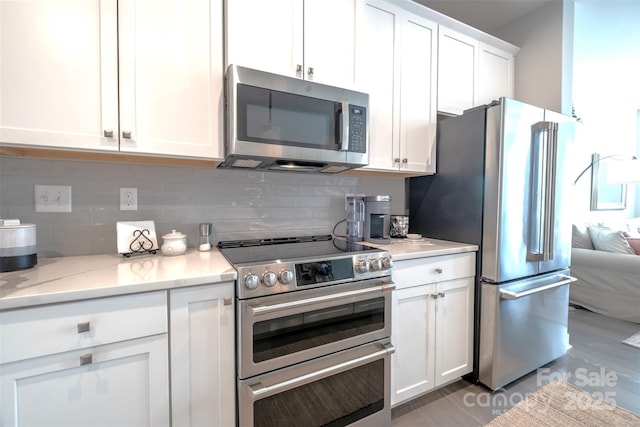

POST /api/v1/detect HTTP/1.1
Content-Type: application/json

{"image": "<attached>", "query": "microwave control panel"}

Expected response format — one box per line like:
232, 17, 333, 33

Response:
349, 106, 367, 153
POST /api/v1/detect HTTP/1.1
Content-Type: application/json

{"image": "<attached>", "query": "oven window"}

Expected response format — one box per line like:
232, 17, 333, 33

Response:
253, 359, 384, 427
237, 84, 340, 149
253, 298, 385, 363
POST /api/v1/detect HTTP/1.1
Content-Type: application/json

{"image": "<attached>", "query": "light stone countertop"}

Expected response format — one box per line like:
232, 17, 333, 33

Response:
366, 237, 478, 261
0, 238, 477, 311
0, 249, 237, 311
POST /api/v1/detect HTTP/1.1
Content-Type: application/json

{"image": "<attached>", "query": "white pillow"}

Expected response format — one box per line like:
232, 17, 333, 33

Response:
572, 223, 594, 249
587, 227, 635, 255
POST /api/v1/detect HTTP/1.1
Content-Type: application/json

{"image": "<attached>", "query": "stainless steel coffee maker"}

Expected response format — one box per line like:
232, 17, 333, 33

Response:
364, 195, 391, 244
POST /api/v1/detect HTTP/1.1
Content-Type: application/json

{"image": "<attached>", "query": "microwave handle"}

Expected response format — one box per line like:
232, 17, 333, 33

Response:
339, 101, 349, 151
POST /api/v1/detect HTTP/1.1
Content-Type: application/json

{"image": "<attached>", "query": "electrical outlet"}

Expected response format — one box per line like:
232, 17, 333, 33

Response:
120, 187, 138, 211
34, 185, 72, 213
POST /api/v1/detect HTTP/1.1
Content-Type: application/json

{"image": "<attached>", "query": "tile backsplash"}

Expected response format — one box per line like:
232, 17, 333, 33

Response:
0, 156, 406, 257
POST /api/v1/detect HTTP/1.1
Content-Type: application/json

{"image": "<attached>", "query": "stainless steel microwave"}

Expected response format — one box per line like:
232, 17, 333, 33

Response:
219, 65, 369, 173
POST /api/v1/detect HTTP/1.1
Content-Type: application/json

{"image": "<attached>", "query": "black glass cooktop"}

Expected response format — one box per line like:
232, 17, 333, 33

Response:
217, 235, 381, 265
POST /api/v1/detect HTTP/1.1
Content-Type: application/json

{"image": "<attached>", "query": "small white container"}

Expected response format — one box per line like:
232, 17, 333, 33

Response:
161, 230, 187, 256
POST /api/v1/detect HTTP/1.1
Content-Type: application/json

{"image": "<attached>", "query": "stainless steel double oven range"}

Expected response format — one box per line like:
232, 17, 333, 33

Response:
217, 235, 395, 427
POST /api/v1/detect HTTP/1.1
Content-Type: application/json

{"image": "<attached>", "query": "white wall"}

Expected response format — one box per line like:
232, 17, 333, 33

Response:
0, 156, 406, 257
572, 0, 640, 222
495, 1, 573, 115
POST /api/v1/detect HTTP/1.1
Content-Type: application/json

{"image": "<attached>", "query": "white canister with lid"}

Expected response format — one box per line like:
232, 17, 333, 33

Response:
161, 230, 187, 256
0, 219, 37, 272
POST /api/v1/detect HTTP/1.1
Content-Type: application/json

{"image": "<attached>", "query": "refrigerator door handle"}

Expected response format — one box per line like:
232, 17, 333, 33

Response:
499, 275, 576, 300
527, 121, 559, 262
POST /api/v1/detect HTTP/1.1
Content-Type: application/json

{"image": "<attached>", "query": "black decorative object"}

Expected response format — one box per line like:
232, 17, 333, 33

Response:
123, 229, 157, 257
116, 220, 159, 256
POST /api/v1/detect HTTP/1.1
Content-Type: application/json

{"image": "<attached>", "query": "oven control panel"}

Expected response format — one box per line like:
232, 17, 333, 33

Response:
235, 251, 392, 299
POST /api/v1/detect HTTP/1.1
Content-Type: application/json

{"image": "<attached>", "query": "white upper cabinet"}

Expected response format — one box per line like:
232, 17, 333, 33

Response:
118, 0, 224, 158
359, 0, 437, 174
437, 27, 479, 115
0, 0, 224, 159
478, 42, 515, 105
438, 25, 517, 115
0, 0, 119, 151
225, 0, 361, 88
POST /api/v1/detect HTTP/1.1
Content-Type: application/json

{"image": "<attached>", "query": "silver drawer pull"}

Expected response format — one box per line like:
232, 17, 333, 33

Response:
80, 354, 93, 366
224, 297, 233, 306
77, 322, 90, 333
499, 275, 576, 300
103, 129, 114, 138
122, 131, 132, 139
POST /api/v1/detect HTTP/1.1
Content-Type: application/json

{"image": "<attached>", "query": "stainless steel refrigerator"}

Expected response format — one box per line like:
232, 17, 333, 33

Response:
409, 97, 576, 390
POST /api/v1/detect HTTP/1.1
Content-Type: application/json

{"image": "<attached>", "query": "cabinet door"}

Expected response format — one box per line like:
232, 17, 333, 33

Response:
169, 283, 235, 427
225, 0, 302, 78
399, 14, 437, 173
0, 0, 119, 151
391, 284, 436, 406
0, 335, 170, 427
359, 1, 400, 171
478, 43, 515, 105
304, 0, 361, 87
434, 277, 474, 386
438, 27, 478, 115
118, 0, 224, 158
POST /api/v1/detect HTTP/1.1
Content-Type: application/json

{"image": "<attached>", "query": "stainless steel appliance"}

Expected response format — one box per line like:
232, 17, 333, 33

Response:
363, 195, 391, 244
409, 98, 576, 390
346, 194, 366, 242
220, 65, 369, 173
217, 235, 394, 427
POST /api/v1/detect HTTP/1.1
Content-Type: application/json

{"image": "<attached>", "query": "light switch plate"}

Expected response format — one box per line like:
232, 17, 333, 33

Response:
34, 185, 72, 212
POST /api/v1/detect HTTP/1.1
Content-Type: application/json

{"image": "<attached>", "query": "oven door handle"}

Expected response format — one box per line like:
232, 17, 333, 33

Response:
250, 282, 396, 316
249, 342, 395, 399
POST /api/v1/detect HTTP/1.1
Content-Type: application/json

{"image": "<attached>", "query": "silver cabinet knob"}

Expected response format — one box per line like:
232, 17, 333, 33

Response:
307, 67, 314, 76
431, 293, 438, 299
296, 64, 303, 73
435, 267, 443, 274
262, 271, 277, 287
77, 322, 90, 333
122, 131, 132, 139
103, 130, 114, 138
80, 354, 93, 366
402, 158, 408, 163
223, 297, 233, 306
394, 158, 401, 163
438, 292, 445, 298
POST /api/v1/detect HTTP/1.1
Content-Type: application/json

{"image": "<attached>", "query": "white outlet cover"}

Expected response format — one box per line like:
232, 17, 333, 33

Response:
120, 187, 138, 211
34, 185, 72, 213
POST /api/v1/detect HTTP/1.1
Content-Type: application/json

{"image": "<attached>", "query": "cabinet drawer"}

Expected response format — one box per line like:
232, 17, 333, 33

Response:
393, 253, 475, 289
0, 291, 167, 364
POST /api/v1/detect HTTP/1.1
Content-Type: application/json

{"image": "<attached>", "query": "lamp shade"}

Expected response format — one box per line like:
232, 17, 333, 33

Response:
606, 158, 640, 183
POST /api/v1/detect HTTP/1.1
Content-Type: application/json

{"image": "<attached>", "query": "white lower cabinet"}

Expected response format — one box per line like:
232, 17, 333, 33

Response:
391, 253, 475, 406
0, 283, 236, 427
169, 283, 235, 427
0, 292, 170, 426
